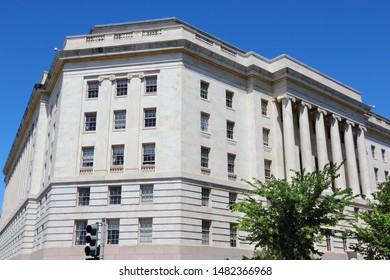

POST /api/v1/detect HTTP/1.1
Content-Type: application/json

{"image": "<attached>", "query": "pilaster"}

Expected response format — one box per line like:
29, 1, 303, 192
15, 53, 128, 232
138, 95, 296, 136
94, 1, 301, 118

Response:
30, 95, 49, 195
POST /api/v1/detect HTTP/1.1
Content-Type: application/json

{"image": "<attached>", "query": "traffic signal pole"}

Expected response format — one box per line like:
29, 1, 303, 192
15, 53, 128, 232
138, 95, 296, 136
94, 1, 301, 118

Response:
85, 218, 106, 260
100, 218, 106, 260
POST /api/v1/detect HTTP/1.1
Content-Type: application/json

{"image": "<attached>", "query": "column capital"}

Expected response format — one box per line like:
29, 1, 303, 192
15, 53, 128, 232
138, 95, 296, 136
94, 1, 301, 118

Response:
277, 94, 296, 103
357, 124, 367, 133
316, 107, 328, 116
299, 100, 312, 110
331, 114, 342, 122
127, 72, 145, 80
98, 75, 116, 82
345, 119, 355, 127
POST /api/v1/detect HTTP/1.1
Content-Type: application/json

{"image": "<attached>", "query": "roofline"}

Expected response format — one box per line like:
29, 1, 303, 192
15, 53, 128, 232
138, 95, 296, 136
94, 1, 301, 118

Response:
88, 17, 247, 54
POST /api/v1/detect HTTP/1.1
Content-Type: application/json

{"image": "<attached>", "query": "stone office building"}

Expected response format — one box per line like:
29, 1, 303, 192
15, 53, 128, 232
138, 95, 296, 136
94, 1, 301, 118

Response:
0, 18, 389, 260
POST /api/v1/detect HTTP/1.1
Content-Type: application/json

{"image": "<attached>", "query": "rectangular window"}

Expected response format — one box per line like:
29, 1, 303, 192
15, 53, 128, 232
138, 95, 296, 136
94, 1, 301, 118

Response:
87, 82, 99, 99
343, 237, 348, 251
109, 186, 122, 205
261, 99, 268, 116
107, 219, 120, 245
230, 223, 237, 247
227, 121, 235, 139
385, 171, 389, 181
200, 112, 209, 132
116, 79, 128, 96
112, 145, 124, 166
229, 192, 237, 210
200, 81, 209, 99
371, 145, 376, 159
142, 143, 155, 165
263, 128, 270, 146
201, 187, 210, 206
145, 76, 157, 93
114, 110, 126, 129
374, 168, 379, 182
264, 160, 272, 181
141, 185, 154, 203
326, 233, 332, 251
382, 149, 387, 162
202, 220, 210, 245
226, 91, 234, 108
78, 187, 90, 206
201, 147, 210, 168
353, 207, 359, 222
85, 112, 97, 132
75, 220, 87, 245
139, 218, 153, 244
144, 108, 157, 128
227, 153, 236, 174
82, 147, 94, 168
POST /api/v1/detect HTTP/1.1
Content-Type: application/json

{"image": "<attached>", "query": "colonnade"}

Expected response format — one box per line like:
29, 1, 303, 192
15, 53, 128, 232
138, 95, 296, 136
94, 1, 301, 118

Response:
277, 94, 370, 197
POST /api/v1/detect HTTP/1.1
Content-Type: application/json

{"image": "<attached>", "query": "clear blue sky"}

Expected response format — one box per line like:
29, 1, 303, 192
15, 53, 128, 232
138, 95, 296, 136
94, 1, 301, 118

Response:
1, 0, 389, 214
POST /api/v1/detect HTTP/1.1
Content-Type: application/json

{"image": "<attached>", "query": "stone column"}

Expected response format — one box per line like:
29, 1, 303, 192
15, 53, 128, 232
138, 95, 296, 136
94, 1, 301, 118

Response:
343, 120, 360, 195
315, 108, 328, 170
299, 101, 313, 172
277, 94, 297, 180
357, 125, 371, 198
330, 114, 346, 189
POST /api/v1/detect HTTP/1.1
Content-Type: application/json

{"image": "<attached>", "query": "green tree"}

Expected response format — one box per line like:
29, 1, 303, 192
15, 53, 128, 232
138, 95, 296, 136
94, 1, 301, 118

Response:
232, 164, 355, 260
350, 179, 390, 259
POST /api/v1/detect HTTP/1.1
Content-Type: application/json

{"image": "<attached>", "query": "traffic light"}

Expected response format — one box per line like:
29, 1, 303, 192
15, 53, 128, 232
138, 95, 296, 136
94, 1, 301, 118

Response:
85, 224, 99, 258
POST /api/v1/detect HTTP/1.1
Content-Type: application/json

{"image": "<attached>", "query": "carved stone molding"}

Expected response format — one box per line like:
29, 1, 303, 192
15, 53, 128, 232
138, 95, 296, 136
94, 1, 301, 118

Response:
316, 107, 328, 116
127, 72, 145, 80
300, 100, 312, 110
98, 75, 116, 82
346, 120, 355, 127
343, 120, 355, 130
277, 94, 296, 103
358, 124, 367, 133
331, 114, 342, 122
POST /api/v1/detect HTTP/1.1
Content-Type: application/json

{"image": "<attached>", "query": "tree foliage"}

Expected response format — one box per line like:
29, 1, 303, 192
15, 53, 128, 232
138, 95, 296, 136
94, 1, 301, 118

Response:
350, 179, 390, 259
232, 163, 356, 260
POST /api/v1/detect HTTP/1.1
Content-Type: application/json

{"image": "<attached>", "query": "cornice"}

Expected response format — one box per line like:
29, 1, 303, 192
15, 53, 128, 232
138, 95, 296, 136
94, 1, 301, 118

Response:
49, 39, 372, 114
272, 67, 371, 114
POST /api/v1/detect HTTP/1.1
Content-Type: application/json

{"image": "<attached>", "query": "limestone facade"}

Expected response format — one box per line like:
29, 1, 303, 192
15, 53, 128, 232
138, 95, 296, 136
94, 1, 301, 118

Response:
0, 18, 389, 260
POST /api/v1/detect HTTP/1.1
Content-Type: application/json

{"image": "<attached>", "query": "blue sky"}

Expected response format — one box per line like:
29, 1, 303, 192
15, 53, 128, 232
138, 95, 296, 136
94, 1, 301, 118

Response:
0, 0, 389, 214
